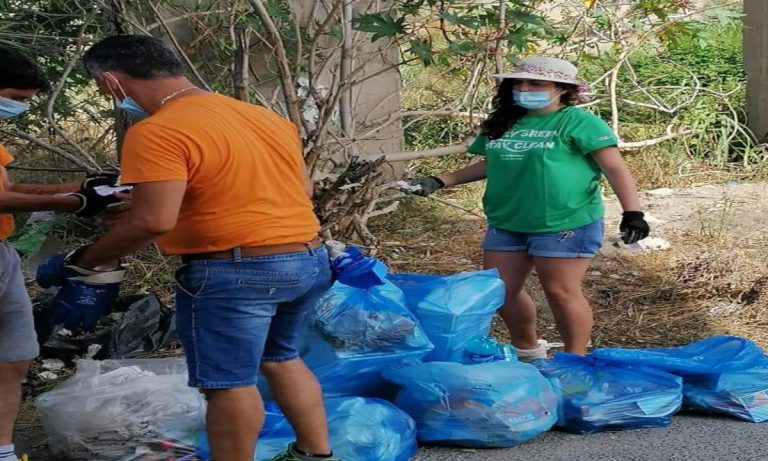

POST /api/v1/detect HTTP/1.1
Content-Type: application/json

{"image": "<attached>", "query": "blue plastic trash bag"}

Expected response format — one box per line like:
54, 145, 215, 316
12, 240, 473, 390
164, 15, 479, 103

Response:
382, 360, 557, 447
326, 241, 388, 289
536, 353, 683, 434
311, 281, 433, 354
258, 281, 433, 399
592, 336, 768, 374
389, 269, 505, 362
297, 328, 430, 398
683, 367, 768, 422
196, 397, 418, 461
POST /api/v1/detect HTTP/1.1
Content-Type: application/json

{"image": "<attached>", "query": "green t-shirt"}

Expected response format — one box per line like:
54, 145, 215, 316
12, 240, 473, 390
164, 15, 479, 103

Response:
468, 106, 618, 233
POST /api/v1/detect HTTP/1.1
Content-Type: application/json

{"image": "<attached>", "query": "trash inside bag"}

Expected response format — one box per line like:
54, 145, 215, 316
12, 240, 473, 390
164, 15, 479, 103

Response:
35, 294, 176, 363
382, 360, 557, 447
592, 336, 768, 374
593, 336, 768, 423
311, 281, 432, 354
536, 353, 683, 434
35, 359, 205, 461
389, 270, 504, 362
683, 367, 768, 422
196, 397, 418, 461
296, 327, 430, 398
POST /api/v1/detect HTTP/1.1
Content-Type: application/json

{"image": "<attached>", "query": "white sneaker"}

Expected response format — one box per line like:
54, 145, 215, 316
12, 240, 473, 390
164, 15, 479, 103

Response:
516, 339, 548, 362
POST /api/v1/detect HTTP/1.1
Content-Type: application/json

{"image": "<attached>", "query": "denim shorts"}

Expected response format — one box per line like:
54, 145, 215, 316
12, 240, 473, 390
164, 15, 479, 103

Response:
175, 245, 331, 389
481, 219, 604, 258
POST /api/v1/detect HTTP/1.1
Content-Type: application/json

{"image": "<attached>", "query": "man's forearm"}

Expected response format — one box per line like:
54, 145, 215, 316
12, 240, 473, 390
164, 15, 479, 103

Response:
0, 192, 80, 213
10, 181, 81, 195
75, 222, 160, 269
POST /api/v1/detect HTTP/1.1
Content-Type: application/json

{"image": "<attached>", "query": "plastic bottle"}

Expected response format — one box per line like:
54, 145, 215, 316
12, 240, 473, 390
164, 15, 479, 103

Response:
464, 336, 500, 363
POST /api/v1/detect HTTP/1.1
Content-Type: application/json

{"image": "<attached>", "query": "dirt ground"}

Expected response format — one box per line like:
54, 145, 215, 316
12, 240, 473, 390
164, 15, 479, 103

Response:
14, 182, 768, 459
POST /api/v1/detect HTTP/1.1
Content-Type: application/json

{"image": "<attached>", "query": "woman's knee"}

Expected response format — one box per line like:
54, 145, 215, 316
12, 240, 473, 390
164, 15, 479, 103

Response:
541, 283, 583, 305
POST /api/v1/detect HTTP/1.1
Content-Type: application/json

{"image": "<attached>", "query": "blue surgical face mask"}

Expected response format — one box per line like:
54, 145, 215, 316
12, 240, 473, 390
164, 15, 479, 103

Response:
512, 90, 558, 110
117, 97, 149, 120
104, 72, 150, 120
0, 97, 30, 120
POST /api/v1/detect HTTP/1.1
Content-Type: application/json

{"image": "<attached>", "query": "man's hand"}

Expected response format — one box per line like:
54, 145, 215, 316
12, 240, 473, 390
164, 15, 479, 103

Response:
101, 191, 132, 229
80, 172, 120, 190
71, 187, 123, 217
620, 211, 650, 244
403, 177, 445, 197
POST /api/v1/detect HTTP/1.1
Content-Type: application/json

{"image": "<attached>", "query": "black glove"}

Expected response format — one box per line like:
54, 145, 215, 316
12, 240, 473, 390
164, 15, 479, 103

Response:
406, 176, 445, 197
81, 172, 120, 190
71, 187, 123, 217
619, 211, 650, 244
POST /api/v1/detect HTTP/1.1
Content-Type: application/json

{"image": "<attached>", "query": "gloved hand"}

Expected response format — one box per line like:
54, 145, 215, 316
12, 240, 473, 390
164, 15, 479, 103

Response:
80, 171, 120, 190
37, 249, 126, 331
71, 186, 123, 217
47, 273, 124, 331
404, 176, 445, 197
37, 248, 123, 288
619, 211, 650, 244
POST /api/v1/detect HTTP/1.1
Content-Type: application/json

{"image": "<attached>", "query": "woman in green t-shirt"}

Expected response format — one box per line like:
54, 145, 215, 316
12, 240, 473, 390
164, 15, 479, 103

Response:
406, 56, 649, 359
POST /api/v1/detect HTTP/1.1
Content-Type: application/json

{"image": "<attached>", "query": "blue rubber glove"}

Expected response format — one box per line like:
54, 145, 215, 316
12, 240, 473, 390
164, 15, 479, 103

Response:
37, 248, 126, 331
48, 275, 123, 331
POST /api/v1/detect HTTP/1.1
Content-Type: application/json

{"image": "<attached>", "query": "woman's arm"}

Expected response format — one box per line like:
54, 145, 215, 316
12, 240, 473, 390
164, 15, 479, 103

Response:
591, 147, 641, 211
436, 158, 487, 188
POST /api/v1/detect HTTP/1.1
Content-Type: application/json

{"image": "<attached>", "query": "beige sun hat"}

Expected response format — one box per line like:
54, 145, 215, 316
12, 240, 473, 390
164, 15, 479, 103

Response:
492, 56, 591, 98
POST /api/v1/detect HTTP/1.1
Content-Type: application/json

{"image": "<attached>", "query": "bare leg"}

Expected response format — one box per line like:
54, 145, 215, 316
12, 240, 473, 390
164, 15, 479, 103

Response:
0, 361, 30, 446
204, 386, 264, 461
534, 257, 593, 354
260, 359, 330, 455
483, 251, 538, 349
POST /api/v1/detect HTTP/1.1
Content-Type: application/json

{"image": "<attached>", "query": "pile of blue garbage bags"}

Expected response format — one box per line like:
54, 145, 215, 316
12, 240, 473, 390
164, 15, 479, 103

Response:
35, 247, 768, 460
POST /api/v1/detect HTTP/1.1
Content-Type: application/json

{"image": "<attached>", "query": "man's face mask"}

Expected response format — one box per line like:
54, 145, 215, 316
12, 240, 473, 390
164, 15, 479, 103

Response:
103, 73, 149, 120
0, 97, 30, 120
512, 90, 560, 110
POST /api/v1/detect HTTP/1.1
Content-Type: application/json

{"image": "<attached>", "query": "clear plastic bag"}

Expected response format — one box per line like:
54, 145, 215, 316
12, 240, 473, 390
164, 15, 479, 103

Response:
35, 359, 205, 460
536, 353, 683, 434
389, 270, 505, 362
382, 360, 557, 447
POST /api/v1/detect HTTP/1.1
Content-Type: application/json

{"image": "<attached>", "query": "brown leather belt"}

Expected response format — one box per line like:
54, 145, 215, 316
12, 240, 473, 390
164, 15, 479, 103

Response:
181, 237, 322, 263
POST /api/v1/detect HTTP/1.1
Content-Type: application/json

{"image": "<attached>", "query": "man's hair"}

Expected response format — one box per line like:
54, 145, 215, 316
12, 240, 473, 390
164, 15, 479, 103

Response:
83, 35, 184, 80
0, 48, 50, 91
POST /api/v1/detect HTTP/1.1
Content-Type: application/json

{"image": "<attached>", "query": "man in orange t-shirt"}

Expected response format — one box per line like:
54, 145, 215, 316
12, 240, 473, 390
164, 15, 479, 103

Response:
69, 35, 338, 461
0, 48, 121, 461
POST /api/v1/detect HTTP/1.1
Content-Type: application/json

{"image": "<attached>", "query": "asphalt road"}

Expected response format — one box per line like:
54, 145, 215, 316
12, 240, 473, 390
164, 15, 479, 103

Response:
414, 414, 768, 461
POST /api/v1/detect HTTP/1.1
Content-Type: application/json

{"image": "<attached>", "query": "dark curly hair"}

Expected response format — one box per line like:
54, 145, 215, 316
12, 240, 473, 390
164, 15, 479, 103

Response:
83, 35, 184, 80
481, 79, 580, 140
0, 48, 50, 91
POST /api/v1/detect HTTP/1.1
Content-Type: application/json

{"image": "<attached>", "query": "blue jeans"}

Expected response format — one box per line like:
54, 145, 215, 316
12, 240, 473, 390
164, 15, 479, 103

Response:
481, 219, 604, 258
175, 245, 331, 388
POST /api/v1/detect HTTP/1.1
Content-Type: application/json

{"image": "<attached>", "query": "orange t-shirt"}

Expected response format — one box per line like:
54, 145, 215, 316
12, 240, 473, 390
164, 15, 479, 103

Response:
120, 93, 320, 255
0, 144, 15, 240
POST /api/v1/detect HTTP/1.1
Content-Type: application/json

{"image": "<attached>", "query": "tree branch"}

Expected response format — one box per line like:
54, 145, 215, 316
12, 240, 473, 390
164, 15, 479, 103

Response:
248, 0, 304, 131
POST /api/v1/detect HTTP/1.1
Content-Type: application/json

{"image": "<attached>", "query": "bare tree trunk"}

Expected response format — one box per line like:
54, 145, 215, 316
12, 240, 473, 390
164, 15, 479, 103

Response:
744, 0, 768, 142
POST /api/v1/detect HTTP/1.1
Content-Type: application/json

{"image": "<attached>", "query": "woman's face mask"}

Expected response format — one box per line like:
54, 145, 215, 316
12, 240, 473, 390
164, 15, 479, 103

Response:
512, 90, 559, 110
